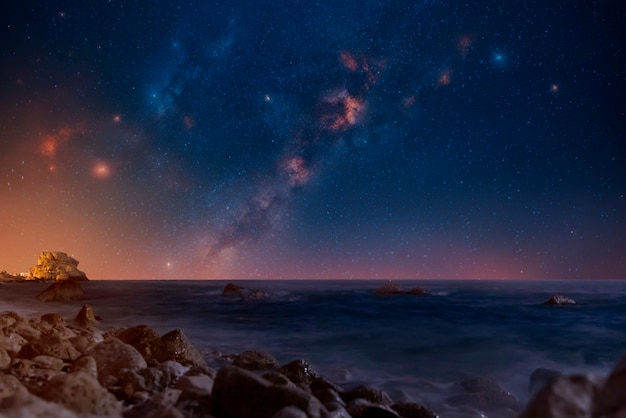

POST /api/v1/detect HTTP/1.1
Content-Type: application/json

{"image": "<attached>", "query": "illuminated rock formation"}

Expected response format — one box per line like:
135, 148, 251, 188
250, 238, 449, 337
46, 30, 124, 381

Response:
28, 251, 88, 281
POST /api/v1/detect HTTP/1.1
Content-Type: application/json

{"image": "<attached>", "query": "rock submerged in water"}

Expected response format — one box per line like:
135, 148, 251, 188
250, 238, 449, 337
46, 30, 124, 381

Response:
543, 295, 576, 305
29, 251, 89, 281
36, 280, 84, 302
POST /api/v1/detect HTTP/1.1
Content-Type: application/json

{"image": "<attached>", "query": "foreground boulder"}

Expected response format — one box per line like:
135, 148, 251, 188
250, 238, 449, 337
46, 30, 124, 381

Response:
28, 251, 88, 281
212, 366, 327, 418
36, 281, 84, 302
543, 295, 576, 305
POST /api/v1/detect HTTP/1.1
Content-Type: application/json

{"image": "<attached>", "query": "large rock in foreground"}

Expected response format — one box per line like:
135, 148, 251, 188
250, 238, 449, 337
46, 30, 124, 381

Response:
29, 251, 88, 281
36, 281, 84, 302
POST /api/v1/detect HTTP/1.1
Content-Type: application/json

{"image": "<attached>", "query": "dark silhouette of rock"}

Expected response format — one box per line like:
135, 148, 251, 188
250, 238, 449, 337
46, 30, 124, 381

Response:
596, 354, 626, 416
519, 374, 603, 418
543, 295, 576, 305
276, 359, 320, 386
211, 366, 326, 418
28, 251, 88, 281
375, 283, 429, 296
222, 283, 246, 297
392, 402, 438, 418
529, 368, 563, 396
36, 281, 84, 302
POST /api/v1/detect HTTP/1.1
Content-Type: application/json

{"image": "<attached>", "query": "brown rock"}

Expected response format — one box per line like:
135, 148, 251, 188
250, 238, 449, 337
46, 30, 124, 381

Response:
74, 304, 98, 327
0, 347, 10, 370
156, 329, 207, 368
89, 337, 148, 387
233, 350, 279, 370
222, 282, 246, 296
0, 373, 24, 396
70, 355, 98, 378
40, 371, 122, 416
36, 280, 84, 302
28, 251, 88, 281
0, 385, 79, 418
18, 334, 82, 361
113, 324, 161, 364
40, 313, 66, 327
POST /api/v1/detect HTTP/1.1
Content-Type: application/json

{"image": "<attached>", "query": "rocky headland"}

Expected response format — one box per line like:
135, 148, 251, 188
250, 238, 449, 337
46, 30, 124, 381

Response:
1, 251, 89, 283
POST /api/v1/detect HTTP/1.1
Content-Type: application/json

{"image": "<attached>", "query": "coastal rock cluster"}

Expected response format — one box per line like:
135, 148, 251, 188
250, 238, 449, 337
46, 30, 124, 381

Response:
0, 306, 441, 418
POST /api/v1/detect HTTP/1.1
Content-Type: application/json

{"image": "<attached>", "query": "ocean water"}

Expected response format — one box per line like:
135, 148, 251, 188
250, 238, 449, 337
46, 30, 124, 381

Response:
2, 279, 625, 416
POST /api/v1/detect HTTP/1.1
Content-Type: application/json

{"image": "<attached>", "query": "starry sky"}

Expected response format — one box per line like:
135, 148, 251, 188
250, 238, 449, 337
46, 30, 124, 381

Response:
1, 1, 624, 280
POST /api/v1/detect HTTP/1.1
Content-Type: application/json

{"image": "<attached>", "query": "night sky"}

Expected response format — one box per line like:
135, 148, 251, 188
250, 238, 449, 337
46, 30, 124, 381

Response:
1, 1, 624, 280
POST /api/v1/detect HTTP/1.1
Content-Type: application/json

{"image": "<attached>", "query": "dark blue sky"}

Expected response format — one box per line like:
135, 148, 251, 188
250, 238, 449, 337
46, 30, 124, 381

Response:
1, 1, 624, 279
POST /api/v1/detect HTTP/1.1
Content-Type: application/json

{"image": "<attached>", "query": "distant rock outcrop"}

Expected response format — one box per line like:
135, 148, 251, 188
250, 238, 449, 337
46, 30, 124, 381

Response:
375, 283, 429, 296
222, 283, 246, 297
36, 281, 84, 302
543, 295, 576, 306
29, 251, 88, 281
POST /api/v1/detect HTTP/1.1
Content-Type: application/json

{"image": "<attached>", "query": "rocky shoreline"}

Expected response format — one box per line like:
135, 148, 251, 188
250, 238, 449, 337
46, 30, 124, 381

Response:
0, 301, 625, 418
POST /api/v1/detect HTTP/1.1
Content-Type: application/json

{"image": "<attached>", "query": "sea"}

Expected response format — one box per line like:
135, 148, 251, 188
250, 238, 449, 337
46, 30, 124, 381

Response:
1, 279, 625, 417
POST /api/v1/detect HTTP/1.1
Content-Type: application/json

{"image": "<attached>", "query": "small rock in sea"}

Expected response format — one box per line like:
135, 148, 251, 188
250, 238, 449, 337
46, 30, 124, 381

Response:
74, 304, 98, 327
233, 350, 279, 371
243, 289, 270, 301
375, 283, 428, 296
222, 282, 246, 297
543, 295, 576, 305
519, 373, 604, 418
36, 280, 84, 302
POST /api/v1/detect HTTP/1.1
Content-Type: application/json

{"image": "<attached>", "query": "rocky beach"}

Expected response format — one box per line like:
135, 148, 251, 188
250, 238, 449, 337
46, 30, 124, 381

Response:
1, 254, 626, 417
0, 284, 625, 417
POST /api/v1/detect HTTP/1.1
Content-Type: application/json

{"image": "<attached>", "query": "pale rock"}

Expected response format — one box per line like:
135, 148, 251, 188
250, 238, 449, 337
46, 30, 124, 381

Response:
89, 337, 147, 387
175, 374, 214, 394
0, 332, 28, 355
0, 347, 11, 370
0, 311, 22, 329
0, 385, 78, 418
8, 358, 65, 394
69, 355, 98, 378
9, 321, 42, 342
158, 360, 190, 385
40, 371, 122, 416
0, 374, 24, 396
30, 355, 65, 371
